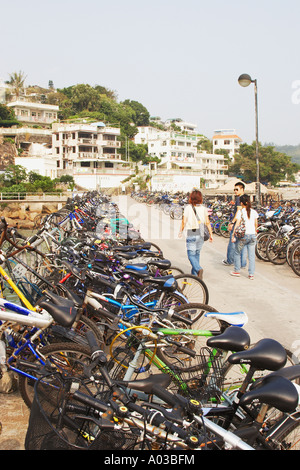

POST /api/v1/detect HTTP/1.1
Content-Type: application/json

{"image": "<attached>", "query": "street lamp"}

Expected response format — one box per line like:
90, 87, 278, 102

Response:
238, 74, 260, 206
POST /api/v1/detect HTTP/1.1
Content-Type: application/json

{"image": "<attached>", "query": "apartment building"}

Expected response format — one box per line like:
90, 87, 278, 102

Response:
52, 122, 132, 189
7, 101, 59, 128
212, 129, 242, 158
135, 120, 227, 189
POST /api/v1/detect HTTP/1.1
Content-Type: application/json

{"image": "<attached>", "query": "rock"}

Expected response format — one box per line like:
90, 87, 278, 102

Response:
0, 367, 18, 394
42, 204, 57, 214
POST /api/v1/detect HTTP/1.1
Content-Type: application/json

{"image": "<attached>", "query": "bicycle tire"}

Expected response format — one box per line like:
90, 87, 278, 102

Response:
19, 342, 93, 408
220, 221, 231, 238
266, 412, 300, 450
139, 289, 189, 310
266, 237, 287, 265
174, 274, 209, 304
286, 238, 300, 266
290, 241, 300, 276
255, 232, 276, 261
174, 302, 225, 332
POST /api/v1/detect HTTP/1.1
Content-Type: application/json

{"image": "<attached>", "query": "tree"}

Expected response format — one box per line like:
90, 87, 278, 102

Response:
197, 138, 213, 153
7, 71, 27, 98
229, 142, 300, 185
0, 104, 20, 127
69, 84, 102, 113
121, 100, 150, 126
4, 164, 27, 185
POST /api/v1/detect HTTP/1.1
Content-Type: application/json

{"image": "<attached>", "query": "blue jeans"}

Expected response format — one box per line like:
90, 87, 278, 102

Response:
227, 228, 247, 267
234, 235, 257, 275
186, 234, 204, 275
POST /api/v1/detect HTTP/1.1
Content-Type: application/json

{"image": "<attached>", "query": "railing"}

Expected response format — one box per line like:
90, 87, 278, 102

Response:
0, 192, 69, 201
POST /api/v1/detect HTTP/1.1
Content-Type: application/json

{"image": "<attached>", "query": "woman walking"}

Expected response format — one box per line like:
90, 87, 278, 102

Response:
179, 189, 213, 279
231, 194, 258, 280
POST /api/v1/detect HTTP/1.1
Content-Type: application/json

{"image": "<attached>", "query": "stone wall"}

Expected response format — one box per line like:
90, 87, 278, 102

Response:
0, 202, 59, 229
0, 140, 17, 170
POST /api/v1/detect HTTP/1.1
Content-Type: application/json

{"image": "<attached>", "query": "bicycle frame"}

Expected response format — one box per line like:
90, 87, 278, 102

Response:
0, 298, 52, 380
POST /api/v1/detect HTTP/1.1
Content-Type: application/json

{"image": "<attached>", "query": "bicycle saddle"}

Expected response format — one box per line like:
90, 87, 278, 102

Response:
206, 326, 250, 352
143, 275, 178, 292
147, 259, 171, 269
239, 375, 299, 413
121, 374, 172, 394
123, 267, 151, 278
115, 251, 138, 260
228, 338, 287, 371
125, 263, 148, 271
38, 300, 78, 328
43, 288, 82, 308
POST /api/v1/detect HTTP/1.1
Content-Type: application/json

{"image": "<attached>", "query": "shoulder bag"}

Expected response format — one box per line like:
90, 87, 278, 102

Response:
235, 213, 246, 239
192, 206, 210, 241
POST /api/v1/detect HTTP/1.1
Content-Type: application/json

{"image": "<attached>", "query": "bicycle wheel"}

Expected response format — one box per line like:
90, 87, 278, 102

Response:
286, 238, 300, 266
19, 342, 93, 408
174, 302, 224, 333
255, 232, 276, 261
267, 412, 300, 450
175, 274, 209, 304
220, 221, 231, 238
266, 237, 287, 265
290, 241, 300, 276
139, 289, 188, 310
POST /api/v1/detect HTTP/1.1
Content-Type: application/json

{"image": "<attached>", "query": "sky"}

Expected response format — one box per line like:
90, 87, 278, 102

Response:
1, 0, 300, 146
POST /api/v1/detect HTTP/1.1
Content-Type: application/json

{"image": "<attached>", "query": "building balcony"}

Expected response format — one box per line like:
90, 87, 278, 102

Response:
101, 140, 121, 147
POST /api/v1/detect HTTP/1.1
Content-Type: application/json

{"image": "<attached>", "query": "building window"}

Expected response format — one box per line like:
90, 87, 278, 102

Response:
224, 140, 230, 145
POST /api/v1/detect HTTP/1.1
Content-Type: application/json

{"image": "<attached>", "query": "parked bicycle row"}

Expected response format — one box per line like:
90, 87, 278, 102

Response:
0, 192, 299, 450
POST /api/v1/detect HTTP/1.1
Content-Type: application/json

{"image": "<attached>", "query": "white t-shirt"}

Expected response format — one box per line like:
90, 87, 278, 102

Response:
236, 208, 258, 235
183, 204, 208, 230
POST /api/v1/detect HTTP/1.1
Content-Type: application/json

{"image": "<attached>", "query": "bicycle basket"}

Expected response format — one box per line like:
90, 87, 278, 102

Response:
24, 373, 139, 450
166, 347, 225, 403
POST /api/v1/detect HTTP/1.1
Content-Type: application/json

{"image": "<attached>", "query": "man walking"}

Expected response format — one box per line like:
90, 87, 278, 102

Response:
222, 181, 245, 266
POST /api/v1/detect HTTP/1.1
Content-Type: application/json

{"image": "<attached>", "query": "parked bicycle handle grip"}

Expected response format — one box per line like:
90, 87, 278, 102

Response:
73, 390, 110, 413
96, 306, 119, 321
168, 310, 193, 326
173, 343, 196, 357
151, 384, 184, 408
86, 330, 107, 364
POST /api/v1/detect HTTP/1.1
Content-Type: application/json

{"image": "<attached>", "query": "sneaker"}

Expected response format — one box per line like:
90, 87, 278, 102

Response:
230, 271, 240, 277
222, 260, 232, 266
248, 275, 254, 280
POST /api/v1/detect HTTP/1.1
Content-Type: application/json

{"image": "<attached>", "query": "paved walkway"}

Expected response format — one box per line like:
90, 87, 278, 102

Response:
115, 195, 300, 352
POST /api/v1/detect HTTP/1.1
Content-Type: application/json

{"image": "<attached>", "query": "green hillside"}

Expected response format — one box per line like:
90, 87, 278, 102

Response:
274, 144, 300, 165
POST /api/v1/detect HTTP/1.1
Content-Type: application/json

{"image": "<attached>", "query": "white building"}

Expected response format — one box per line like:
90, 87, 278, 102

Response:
7, 101, 59, 128
52, 122, 132, 189
212, 129, 242, 158
15, 154, 57, 179
135, 120, 228, 190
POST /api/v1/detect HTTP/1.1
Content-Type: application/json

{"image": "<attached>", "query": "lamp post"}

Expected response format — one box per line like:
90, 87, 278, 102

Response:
238, 74, 260, 206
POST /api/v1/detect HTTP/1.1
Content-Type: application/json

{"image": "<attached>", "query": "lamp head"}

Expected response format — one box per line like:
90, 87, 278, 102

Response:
238, 74, 253, 87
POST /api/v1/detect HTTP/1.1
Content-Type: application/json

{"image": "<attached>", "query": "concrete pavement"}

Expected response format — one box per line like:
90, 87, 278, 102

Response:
115, 195, 300, 354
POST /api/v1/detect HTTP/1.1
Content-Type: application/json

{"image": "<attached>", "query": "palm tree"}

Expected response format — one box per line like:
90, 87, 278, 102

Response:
7, 71, 27, 98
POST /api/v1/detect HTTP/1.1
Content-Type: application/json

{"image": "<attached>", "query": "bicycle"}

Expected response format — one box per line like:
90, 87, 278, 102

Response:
24, 330, 300, 450
24, 331, 255, 450
0, 295, 103, 408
